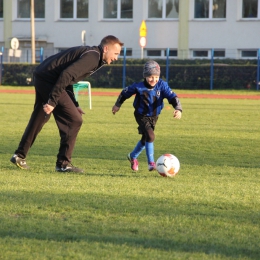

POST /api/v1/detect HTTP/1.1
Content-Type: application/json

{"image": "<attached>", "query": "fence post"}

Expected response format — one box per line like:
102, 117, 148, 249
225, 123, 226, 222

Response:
40, 47, 44, 63
257, 49, 260, 90
210, 48, 214, 90
0, 47, 3, 86
122, 47, 126, 89
166, 48, 169, 83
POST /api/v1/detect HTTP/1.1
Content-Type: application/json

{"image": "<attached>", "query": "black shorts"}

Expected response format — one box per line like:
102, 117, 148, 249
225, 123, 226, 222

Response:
134, 111, 158, 135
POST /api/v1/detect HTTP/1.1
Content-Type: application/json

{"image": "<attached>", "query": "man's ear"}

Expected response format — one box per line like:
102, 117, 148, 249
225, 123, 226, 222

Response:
103, 45, 108, 53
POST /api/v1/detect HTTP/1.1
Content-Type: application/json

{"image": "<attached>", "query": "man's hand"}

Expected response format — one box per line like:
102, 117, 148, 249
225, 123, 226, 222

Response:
43, 103, 54, 114
173, 110, 182, 119
112, 105, 120, 114
77, 106, 85, 115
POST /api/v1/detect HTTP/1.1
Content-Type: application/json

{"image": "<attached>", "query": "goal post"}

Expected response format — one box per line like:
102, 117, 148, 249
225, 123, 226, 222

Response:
73, 81, 92, 109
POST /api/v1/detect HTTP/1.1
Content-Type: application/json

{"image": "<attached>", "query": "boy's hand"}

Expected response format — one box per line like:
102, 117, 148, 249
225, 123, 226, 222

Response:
173, 110, 182, 119
112, 105, 120, 114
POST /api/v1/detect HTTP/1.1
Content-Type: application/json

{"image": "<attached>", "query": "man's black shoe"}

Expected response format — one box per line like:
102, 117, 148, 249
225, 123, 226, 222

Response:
55, 163, 84, 173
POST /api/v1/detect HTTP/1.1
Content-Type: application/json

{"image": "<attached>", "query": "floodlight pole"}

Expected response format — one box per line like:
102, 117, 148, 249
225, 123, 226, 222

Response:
0, 51, 2, 85
257, 49, 260, 90
31, 0, 36, 64
166, 48, 169, 83
210, 49, 214, 90
122, 47, 126, 89
141, 47, 143, 59
81, 30, 86, 46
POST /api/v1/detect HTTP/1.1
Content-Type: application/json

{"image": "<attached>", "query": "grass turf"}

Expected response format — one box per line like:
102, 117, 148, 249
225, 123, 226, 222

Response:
0, 89, 259, 259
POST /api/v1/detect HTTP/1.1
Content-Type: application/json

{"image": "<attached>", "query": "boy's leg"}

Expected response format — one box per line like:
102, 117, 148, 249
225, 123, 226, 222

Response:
144, 128, 157, 171
145, 141, 154, 164
127, 139, 145, 172
145, 140, 156, 171
130, 140, 145, 159
132, 112, 158, 171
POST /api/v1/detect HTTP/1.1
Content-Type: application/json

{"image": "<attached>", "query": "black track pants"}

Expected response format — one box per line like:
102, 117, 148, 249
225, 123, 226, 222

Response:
15, 77, 83, 165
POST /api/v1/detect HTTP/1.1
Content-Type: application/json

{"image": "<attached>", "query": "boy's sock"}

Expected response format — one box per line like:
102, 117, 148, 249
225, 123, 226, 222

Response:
145, 142, 154, 163
130, 141, 145, 159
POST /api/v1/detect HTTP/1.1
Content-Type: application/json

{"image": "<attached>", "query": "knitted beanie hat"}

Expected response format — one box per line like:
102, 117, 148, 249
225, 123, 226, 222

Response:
143, 60, 160, 78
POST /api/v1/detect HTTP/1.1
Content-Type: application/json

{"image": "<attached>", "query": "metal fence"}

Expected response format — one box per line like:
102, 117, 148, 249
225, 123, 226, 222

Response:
1, 47, 260, 90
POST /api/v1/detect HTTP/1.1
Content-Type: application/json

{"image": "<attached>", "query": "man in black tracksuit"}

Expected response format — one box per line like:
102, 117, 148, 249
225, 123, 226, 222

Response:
10, 35, 124, 173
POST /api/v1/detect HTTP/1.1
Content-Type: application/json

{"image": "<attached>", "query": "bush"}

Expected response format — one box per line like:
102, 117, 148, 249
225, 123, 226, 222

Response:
1, 60, 259, 90
1, 63, 37, 86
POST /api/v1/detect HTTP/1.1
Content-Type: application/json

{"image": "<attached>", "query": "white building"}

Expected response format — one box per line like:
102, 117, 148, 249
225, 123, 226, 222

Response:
0, 0, 260, 62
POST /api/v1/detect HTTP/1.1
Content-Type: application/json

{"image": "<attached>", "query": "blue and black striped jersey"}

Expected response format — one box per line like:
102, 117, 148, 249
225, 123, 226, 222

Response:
115, 79, 182, 116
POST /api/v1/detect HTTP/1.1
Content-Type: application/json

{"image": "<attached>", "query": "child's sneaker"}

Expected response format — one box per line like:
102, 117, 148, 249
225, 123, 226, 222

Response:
127, 153, 138, 171
148, 162, 156, 171
10, 154, 29, 169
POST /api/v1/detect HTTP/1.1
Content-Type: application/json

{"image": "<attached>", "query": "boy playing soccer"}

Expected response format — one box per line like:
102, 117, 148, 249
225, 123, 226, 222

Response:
112, 60, 182, 171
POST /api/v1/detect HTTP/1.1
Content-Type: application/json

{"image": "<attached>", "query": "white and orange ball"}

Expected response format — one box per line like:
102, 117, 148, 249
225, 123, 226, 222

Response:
156, 154, 180, 177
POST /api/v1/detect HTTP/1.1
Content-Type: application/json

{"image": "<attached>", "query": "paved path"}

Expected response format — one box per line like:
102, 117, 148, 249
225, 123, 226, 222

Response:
0, 89, 260, 99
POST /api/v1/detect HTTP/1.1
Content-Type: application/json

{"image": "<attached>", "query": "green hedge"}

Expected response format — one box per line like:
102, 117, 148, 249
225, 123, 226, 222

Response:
1, 64, 38, 86
0, 59, 258, 90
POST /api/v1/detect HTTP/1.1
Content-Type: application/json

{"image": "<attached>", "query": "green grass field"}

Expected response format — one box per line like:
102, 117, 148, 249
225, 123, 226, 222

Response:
0, 89, 259, 260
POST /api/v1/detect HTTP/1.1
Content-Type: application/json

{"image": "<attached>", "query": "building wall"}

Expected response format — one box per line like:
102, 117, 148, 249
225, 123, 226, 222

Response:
188, 0, 260, 58
0, 0, 260, 62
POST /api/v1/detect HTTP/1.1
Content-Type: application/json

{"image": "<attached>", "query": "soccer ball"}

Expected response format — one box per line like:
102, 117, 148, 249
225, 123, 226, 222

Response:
156, 154, 180, 177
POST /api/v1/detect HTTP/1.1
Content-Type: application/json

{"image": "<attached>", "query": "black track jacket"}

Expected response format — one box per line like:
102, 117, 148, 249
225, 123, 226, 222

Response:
34, 45, 106, 107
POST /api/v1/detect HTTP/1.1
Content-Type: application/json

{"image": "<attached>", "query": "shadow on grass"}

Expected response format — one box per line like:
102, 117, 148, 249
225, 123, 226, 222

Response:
3, 139, 259, 170
0, 230, 258, 259
0, 190, 259, 259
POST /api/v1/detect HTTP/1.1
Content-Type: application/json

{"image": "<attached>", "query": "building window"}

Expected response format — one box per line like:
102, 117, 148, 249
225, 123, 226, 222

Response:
0, 0, 3, 18
120, 48, 132, 57
60, 0, 88, 19
103, 0, 133, 19
77, 0, 88, 18
193, 50, 225, 58
213, 50, 225, 57
146, 49, 178, 58
17, 0, 45, 18
164, 49, 178, 57
36, 49, 41, 63
242, 0, 259, 18
148, 0, 179, 19
147, 49, 162, 56
241, 50, 257, 58
193, 50, 209, 58
194, 0, 226, 19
